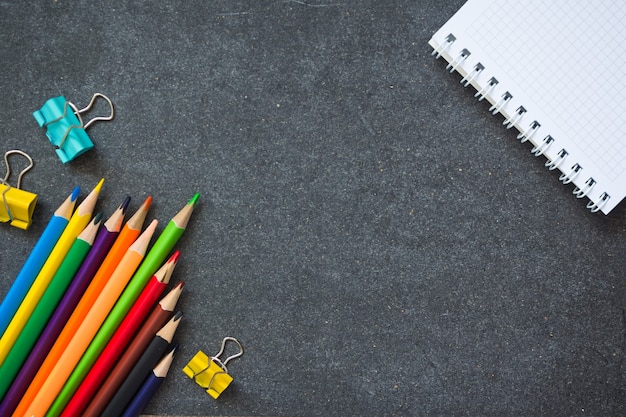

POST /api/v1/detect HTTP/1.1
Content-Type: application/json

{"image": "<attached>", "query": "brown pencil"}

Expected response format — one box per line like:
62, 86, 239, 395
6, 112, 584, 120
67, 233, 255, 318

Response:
83, 281, 184, 416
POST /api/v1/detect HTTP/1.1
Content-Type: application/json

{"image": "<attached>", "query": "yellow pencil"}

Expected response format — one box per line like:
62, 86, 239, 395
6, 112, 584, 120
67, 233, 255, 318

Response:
0, 179, 103, 366
17, 219, 157, 417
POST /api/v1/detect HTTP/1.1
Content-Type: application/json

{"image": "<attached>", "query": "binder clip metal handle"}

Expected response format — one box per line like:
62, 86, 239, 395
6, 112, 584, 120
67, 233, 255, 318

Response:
33, 93, 114, 164
183, 337, 244, 399
71, 92, 115, 129
0, 150, 37, 230
212, 336, 244, 371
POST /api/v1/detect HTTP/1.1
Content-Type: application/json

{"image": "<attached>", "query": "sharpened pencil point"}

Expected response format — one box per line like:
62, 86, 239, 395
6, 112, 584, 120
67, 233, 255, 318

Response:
154, 250, 181, 284
71, 186, 81, 202
119, 196, 131, 212
94, 178, 105, 193
76, 179, 104, 217
172, 310, 183, 322
78, 213, 104, 242
171, 196, 197, 229
125, 196, 152, 231
153, 344, 177, 377
188, 193, 200, 206
157, 281, 185, 312
93, 212, 104, 224
155, 311, 183, 343
169, 249, 181, 263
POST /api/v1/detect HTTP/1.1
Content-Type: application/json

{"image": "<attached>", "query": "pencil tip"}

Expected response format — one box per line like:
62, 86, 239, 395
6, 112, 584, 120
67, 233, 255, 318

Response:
71, 186, 81, 202
120, 196, 131, 212
131, 219, 159, 254
188, 193, 200, 206
146, 218, 158, 232
169, 249, 181, 264
93, 212, 104, 224
154, 250, 181, 284
171, 195, 197, 229
158, 281, 185, 311
173, 310, 183, 321
141, 196, 153, 212
94, 178, 105, 194
126, 195, 153, 230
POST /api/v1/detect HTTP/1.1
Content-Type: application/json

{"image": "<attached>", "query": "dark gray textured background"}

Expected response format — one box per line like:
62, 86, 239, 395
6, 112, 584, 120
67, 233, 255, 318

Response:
1, 1, 625, 416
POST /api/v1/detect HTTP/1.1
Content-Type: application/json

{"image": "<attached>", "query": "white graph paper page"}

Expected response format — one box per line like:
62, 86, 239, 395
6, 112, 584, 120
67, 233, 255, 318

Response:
429, 0, 626, 214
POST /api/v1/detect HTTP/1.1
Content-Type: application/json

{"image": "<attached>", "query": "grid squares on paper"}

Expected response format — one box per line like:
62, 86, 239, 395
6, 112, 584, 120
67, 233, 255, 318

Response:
462, 0, 625, 181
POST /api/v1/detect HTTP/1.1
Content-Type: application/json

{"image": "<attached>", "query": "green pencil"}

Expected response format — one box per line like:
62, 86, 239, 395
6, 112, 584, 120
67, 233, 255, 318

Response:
46, 193, 199, 417
0, 213, 101, 401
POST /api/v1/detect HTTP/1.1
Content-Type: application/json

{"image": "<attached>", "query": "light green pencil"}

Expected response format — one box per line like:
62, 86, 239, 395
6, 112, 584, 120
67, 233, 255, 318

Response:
0, 214, 101, 402
46, 193, 199, 417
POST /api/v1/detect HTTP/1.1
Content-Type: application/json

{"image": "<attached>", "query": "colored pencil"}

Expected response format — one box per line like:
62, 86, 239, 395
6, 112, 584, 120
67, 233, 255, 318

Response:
14, 219, 157, 417
0, 201, 113, 368
57, 250, 180, 417
0, 179, 102, 367
0, 186, 79, 337
0, 213, 101, 401
83, 282, 185, 417
0, 196, 147, 417
100, 312, 183, 417
84, 193, 197, 358
120, 346, 177, 417
58, 194, 197, 409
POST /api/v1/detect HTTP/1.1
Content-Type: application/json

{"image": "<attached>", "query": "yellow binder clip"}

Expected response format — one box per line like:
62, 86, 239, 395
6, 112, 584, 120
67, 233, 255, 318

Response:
183, 337, 244, 399
0, 150, 37, 230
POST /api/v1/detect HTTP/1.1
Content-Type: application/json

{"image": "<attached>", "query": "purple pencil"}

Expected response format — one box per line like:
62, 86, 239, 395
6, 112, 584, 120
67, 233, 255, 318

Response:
0, 197, 130, 415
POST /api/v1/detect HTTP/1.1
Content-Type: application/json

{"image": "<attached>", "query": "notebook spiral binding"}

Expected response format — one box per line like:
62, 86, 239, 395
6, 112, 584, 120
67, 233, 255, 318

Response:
431, 33, 611, 214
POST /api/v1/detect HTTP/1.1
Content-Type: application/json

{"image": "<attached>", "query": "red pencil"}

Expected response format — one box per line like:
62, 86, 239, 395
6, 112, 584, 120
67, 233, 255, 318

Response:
60, 251, 180, 417
83, 281, 185, 417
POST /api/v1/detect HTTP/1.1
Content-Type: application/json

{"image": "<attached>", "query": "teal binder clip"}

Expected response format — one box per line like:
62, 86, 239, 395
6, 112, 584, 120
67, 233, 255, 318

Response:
33, 93, 114, 164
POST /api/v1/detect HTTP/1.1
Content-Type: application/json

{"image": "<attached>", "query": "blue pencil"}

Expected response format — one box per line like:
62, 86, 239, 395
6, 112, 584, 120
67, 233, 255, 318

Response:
0, 186, 79, 337
120, 346, 176, 417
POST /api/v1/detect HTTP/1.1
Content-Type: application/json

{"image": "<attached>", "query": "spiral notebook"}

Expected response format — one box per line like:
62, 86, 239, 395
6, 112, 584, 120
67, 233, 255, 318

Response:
429, 0, 625, 215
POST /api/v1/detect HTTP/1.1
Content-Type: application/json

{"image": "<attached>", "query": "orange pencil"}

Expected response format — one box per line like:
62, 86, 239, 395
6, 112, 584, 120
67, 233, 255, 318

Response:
8, 196, 151, 415
14, 220, 158, 417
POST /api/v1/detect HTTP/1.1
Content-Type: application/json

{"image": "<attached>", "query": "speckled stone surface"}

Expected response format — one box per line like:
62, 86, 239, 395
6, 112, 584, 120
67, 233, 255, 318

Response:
0, 1, 625, 416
